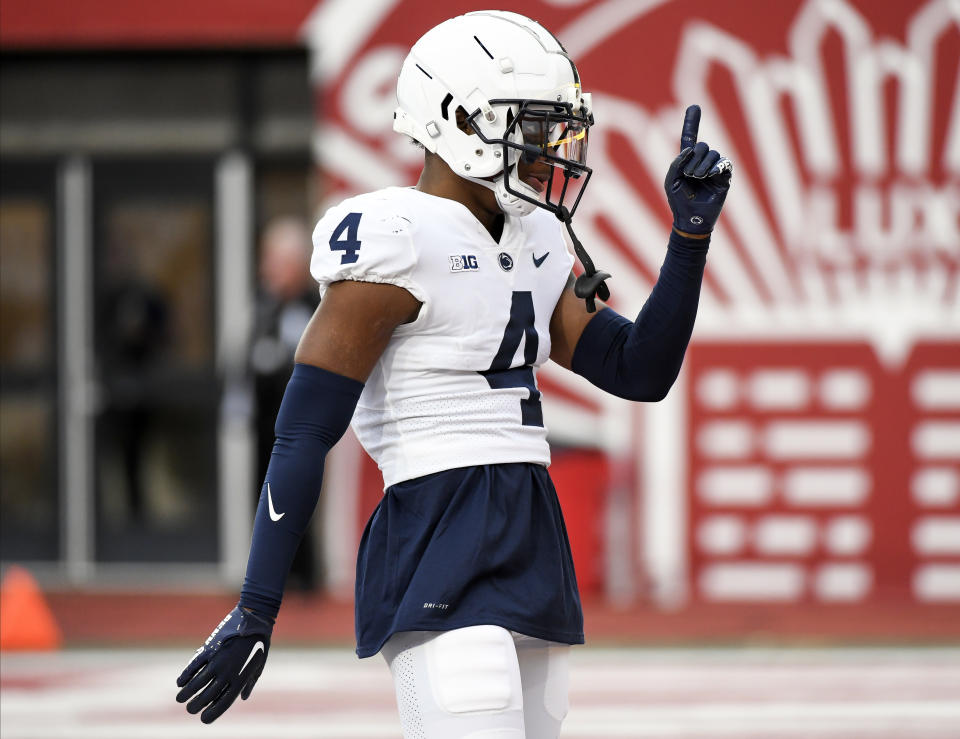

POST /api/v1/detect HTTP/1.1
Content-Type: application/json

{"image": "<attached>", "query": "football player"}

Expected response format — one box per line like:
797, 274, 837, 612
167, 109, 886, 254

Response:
176, 10, 731, 738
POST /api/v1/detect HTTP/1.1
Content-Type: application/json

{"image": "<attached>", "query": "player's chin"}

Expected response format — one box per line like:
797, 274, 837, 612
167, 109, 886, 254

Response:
522, 176, 547, 195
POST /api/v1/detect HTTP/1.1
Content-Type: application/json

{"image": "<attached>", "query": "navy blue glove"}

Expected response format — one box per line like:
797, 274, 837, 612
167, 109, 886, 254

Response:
176, 606, 274, 723
664, 105, 732, 235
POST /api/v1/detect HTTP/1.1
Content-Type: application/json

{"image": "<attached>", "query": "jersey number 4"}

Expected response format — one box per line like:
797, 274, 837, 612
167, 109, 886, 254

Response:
329, 212, 362, 264
479, 291, 543, 427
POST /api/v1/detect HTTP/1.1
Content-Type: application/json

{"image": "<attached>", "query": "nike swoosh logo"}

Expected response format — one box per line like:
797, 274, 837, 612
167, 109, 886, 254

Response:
532, 252, 549, 268
267, 484, 285, 522
239, 641, 264, 675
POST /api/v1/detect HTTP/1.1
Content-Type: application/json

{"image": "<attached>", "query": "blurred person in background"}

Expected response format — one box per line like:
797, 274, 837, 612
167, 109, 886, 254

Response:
97, 271, 169, 524
249, 217, 319, 590
177, 10, 730, 737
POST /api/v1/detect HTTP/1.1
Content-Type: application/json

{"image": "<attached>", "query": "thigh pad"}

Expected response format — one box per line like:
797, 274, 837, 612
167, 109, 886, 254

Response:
426, 625, 521, 715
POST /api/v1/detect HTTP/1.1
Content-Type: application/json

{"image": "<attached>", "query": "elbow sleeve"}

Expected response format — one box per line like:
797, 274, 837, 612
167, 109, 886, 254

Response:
570, 232, 708, 401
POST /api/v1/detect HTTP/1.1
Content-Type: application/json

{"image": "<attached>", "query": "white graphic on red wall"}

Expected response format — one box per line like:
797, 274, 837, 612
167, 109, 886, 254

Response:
304, 0, 960, 604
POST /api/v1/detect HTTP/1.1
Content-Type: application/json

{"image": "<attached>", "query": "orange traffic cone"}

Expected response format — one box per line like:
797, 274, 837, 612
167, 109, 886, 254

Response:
0, 565, 62, 651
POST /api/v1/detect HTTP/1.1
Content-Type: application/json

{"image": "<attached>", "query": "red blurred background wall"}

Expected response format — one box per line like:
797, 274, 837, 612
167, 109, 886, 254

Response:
2, 0, 957, 640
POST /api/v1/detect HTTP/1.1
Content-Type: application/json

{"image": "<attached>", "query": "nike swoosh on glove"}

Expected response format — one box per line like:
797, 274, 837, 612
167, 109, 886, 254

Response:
664, 104, 733, 235
176, 605, 274, 723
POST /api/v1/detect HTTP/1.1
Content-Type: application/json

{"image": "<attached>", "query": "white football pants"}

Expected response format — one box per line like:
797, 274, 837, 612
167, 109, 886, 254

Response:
381, 625, 570, 739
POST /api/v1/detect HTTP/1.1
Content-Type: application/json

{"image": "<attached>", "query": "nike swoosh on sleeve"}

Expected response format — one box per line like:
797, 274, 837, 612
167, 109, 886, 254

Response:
267, 484, 285, 522
532, 252, 550, 268
239, 641, 265, 675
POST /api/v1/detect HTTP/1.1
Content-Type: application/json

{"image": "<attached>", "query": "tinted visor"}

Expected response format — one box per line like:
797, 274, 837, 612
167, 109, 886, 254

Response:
467, 97, 594, 219
518, 109, 589, 168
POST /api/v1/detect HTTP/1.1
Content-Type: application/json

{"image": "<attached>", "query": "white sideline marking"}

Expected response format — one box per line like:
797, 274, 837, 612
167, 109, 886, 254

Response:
5, 701, 960, 738
3, 648, 960, 738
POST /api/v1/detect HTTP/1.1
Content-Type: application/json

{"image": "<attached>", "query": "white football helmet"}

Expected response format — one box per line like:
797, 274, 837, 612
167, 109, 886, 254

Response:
394, 10, 594, 219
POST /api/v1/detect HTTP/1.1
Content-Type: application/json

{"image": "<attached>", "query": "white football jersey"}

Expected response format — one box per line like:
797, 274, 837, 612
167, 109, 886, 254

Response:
311, 187, 574, 488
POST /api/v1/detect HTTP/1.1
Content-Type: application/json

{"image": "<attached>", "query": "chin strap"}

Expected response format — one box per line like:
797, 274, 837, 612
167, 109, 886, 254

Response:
557, 206, 610, 313
464, 165, 540, 218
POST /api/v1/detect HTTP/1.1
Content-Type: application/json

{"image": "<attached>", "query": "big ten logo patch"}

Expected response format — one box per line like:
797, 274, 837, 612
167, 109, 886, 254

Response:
449, 254, 479, 272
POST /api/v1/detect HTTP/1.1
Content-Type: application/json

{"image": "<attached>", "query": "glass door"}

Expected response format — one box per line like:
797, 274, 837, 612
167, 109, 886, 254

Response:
92, 159, 219, 562
0, 161, 59, 561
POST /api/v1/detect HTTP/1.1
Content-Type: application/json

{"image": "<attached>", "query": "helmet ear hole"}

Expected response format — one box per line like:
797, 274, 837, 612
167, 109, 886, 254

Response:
454, 106, 475, 135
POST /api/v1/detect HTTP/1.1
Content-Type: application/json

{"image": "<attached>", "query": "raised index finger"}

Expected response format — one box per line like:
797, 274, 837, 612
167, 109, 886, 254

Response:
680, 104, 701, 151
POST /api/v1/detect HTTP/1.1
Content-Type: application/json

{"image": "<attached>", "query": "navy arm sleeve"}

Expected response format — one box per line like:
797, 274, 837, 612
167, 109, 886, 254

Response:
570, 231, 709, 402
239, 363, 363, 618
